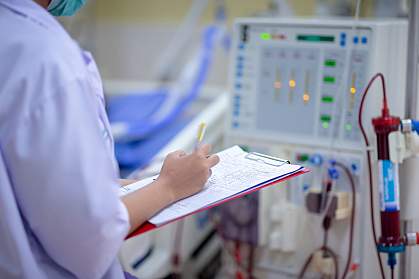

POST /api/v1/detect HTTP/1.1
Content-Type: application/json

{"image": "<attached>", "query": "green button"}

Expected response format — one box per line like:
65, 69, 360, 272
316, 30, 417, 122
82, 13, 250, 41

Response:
320, 114, 332, 122
260, 33, 271, 40
321, 95, 334, 103
297, 154, 309, 162
323, 76, 335, 83
324, 59, 336, 67
345, 123, 353, 131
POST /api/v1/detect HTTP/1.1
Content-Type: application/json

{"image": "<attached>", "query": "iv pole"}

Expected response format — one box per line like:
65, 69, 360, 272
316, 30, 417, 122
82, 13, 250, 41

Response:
400, 0, 419, 278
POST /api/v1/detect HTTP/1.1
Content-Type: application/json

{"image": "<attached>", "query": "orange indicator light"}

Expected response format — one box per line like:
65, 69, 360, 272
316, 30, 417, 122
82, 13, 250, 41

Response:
303, 93, 310, 102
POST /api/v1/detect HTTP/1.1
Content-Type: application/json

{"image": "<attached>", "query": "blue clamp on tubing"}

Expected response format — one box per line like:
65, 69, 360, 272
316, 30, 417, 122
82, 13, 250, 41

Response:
412, 119, 419, 134
328, 161, 339, 180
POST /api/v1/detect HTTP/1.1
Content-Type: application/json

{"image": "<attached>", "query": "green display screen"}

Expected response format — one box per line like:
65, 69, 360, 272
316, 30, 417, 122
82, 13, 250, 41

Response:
297, 34, 335, 43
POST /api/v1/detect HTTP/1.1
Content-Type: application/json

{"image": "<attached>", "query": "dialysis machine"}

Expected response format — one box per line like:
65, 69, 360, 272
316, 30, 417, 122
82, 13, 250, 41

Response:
225, 18, 408, 278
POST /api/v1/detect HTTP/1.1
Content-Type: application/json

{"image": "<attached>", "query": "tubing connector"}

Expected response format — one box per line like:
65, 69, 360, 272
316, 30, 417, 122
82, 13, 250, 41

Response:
401, 119, 419, 134
377, 244, 405, 270
403, 232, 419, 246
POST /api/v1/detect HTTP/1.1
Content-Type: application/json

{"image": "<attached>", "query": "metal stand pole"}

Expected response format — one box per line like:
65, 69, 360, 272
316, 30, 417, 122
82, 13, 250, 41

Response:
400, 0, 419, 278
405, 0, 419, 118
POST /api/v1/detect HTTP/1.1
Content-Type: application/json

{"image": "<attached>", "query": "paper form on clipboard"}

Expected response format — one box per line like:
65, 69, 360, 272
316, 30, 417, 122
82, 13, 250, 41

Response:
120, 146, 305, 228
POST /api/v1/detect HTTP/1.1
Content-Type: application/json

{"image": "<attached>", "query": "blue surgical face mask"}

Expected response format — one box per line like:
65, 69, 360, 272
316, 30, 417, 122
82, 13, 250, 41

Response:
47, 0, 86, 16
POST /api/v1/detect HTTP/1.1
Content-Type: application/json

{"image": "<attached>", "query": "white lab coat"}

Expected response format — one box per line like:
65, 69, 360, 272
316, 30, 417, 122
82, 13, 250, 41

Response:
0, 0, 130, 278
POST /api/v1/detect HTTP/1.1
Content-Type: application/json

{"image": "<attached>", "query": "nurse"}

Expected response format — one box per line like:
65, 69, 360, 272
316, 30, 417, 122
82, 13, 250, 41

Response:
0, 0, 219, 278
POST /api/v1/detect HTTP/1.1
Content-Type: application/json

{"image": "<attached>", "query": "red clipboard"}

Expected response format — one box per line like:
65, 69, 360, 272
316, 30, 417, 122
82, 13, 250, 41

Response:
127, 167, 308, 239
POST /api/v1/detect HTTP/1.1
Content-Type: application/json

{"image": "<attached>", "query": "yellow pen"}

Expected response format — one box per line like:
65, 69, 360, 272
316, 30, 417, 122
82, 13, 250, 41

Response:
195, 122, 207, 150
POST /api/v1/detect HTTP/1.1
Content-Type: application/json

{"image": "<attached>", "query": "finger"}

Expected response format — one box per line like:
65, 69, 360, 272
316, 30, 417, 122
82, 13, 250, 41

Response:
206, 154, 220, 168
195, 144, 211, 157
169, 150, 186, 158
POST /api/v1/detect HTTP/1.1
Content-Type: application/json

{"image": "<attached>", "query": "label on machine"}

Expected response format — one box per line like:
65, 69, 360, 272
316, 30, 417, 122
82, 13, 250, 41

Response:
378, 160, 400, 212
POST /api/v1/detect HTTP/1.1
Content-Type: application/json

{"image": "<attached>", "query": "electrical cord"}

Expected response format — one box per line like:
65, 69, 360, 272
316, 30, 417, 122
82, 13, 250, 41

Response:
297, 245, 339, 279
334, 162, 356, 279
298, 199, 339, 279
358, 73, 388, 279
322, 246, 339, 279
298, 252, 314, 279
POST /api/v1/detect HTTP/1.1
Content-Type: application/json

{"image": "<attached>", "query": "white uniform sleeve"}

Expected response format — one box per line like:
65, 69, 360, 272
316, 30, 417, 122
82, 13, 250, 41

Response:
4, 77, 129, 278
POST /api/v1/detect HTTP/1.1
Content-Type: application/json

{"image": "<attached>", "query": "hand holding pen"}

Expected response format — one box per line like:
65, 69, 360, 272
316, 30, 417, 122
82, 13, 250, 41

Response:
156, 122, 220, 203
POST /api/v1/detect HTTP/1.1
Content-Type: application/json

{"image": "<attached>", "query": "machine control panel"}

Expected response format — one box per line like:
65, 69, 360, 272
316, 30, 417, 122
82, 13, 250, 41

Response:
229, 21, 371, 146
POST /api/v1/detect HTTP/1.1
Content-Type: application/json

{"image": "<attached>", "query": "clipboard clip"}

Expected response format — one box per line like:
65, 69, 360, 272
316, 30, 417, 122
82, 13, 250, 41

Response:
245, 152, 290, 167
